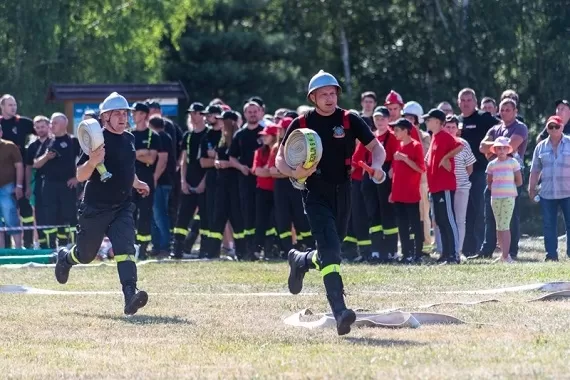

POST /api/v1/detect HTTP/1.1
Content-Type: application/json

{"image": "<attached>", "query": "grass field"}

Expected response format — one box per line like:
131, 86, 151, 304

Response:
1, 239, 570, 379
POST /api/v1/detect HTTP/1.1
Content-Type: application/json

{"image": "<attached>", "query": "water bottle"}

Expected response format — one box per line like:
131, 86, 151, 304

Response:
534, 195, 540, 203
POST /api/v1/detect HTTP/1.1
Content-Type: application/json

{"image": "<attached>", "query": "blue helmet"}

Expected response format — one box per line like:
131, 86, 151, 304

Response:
307, 70, 341, 101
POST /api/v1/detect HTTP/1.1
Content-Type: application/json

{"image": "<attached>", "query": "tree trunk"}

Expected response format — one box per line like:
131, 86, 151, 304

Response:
339, 25, 352, 99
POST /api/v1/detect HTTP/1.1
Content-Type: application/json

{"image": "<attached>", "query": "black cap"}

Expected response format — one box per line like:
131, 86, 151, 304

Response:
187, 102, 205, 113
422, 108, 446, 122
132, 102, 150, 113
284, 110, 298, 119
201, 104, 223, 115
146, 101, 161, 110
216, 110, 239, 122
555, 99, 570, 108
389, 117, 413, 130
245, 96, 264, 108
373, 106, 390, 118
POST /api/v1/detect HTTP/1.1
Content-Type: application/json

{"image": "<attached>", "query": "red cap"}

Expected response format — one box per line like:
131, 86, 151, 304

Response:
259, 125, 279, 136
278, 117, 293, 129
547, 115, 563, 126
384, 90, 404, 106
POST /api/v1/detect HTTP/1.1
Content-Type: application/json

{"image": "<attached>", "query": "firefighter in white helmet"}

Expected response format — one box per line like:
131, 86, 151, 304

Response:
55, 91, 150, 316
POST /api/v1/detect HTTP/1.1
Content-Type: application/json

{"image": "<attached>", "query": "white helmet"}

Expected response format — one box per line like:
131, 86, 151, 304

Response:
402, 101, 424, 124
99, 92, 132, 114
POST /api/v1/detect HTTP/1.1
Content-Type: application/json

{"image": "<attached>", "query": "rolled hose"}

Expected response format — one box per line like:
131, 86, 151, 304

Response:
283, 128, 323, 190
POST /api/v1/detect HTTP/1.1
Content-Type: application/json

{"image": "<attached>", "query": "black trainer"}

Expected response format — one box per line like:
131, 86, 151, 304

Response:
55, 248, 72, 284
336, 309, 357, 336
124, 286, 149, 315
287, 249, 308, 295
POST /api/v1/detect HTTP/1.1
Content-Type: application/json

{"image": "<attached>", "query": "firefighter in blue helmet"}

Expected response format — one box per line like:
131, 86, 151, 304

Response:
54, 92, 150, 316
275, 70, 387, 335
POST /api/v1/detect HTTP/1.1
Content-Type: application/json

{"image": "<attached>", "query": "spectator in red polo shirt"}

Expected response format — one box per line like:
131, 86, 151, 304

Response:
424, 108, 463, 264
253, 125, 279, 259
390, 118, 425, 263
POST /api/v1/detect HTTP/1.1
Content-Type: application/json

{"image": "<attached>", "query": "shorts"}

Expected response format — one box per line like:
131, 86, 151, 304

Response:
0, 183, 21, 235
491, 197, 515, 231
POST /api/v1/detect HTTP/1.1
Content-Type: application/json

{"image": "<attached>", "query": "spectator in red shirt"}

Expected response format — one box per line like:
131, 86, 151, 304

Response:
424, 108, 463, 264
355, 106, 400, 262
390, 118, 425, 263
253, 125, 279, 259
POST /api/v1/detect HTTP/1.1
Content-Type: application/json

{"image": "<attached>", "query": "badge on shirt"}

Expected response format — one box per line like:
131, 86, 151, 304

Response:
464, 124, 476, 129
60, 142, 68, 149
12, 127, 17, 135
332, 126, 345, 138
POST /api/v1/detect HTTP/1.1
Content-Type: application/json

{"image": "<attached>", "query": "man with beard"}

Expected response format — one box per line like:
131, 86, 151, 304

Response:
0, 94, 35, 248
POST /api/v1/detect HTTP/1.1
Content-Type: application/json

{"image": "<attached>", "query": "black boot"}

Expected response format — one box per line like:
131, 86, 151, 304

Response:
287, 249, 311, 294
55, 247, 73, 284
138, 243, 148, 261
118, 261, 148, 315
324, 272, 356, 336
170, 239, 184, 259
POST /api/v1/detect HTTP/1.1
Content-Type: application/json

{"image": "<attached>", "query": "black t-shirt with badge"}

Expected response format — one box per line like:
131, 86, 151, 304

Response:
77, 129, 136, 205
281, 108, 375, 185
1, 115, 35, 157
132, 128, 162, 183
42, 135, 81, 182
157, 130, 175, 186
200, 128, 223, 181
26, 138, 50, 175
182, 128, 208, 187
228, 125, 263, 167
458, 110, 500, 172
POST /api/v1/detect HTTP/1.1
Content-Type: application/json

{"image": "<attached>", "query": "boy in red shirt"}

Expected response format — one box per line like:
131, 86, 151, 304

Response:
423, 109, 463, 264
390, 118, 426, 263
354, 106, 400, 262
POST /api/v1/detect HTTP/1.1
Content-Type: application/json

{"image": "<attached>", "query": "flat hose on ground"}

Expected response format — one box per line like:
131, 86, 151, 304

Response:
283, 128, 323, 190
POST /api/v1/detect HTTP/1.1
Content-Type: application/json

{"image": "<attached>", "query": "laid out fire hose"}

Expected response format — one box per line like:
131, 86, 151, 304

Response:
283, 128, 323, 190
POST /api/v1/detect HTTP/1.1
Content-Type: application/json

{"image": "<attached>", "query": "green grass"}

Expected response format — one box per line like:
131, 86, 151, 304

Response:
1, 238, 569, 379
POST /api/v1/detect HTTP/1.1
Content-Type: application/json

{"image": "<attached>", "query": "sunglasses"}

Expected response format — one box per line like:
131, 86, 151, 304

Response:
547, 123, 561, 130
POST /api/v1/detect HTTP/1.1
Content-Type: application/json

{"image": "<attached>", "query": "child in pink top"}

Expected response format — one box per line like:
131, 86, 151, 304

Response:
486, 136, 522, 263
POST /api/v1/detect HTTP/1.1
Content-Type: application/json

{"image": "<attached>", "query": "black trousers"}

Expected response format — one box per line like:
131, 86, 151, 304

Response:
201, 171, 217, 250
66, 201, 138, 293
350, 179, 371, 257
132, 183, 154, 246
210, 179, 245, 258
394, 202, 422, 259
361, 174, 398, 258
432, 190, 459, 261
70, 201, 136, 264
17, 180, 34, 248
34, 176, 48, 249
43, 179, 78, 248
238, 174, 257, 250
254, 188, 274, 254
173, 191, 205, 255
303, 179, 351, 270
273, 178, 313, 253
168, 170, 181, 236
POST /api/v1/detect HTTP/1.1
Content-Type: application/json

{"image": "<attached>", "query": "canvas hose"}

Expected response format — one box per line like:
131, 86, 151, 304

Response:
283, 128, 323, 190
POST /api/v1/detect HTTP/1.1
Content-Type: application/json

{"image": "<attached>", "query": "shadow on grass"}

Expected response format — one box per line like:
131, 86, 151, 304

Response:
343, 336, 426, 347
69, 312, 193, 325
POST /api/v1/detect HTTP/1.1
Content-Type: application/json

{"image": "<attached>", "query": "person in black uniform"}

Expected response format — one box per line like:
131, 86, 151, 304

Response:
131, 102, 161, 260
275, 70, 386, 336
55, 92, 150, 316
210, 111, 247, 259
199, 104, 224, 258
26, 116, 52, 248
149, 115, 175, 257
0, 94, 36, 248
36, 113, 81, 248
229, 101, 263, 258
171, 106, 208, 259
